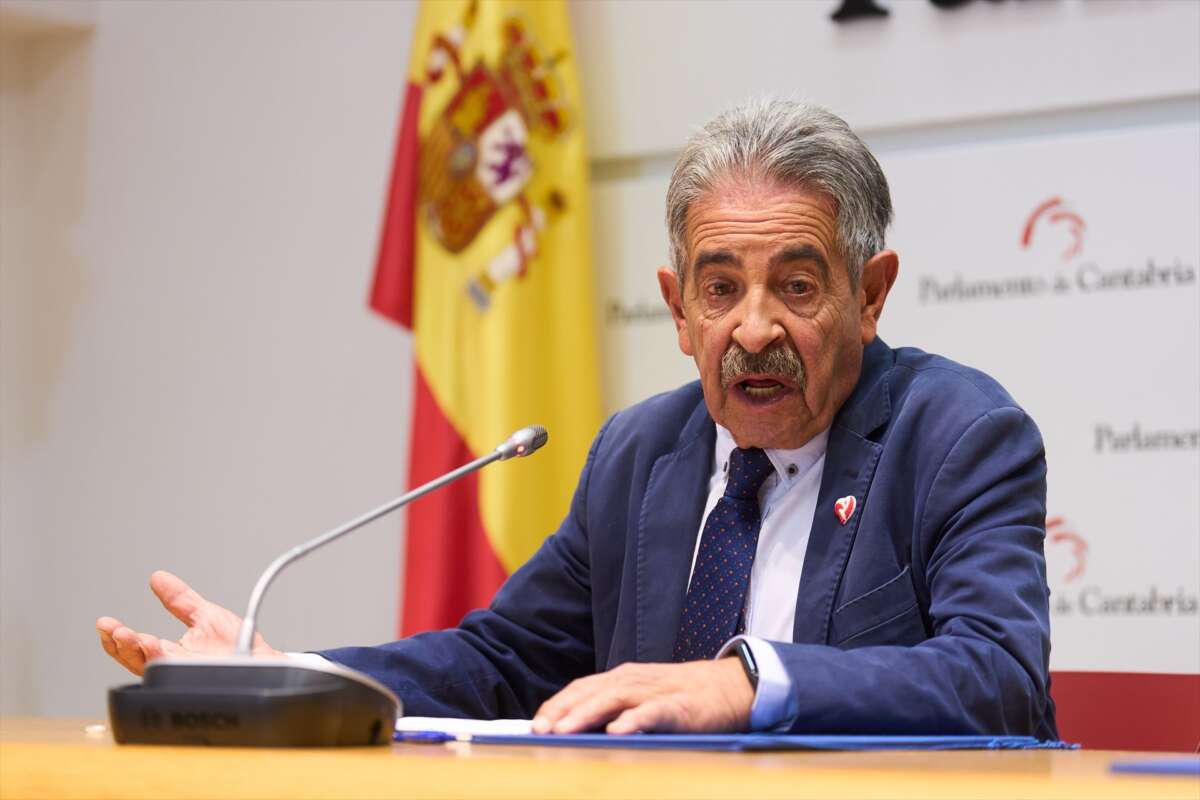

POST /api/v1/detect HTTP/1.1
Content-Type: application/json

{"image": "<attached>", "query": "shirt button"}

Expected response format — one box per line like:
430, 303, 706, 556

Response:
786, 464, 799, 477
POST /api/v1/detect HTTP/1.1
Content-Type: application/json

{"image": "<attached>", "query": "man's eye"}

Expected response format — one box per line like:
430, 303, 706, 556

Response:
784, 280, 812, 295
707, 282, 735, 297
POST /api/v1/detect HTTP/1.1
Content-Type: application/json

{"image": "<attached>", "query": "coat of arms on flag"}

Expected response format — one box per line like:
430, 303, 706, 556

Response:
417, 11, 573, 311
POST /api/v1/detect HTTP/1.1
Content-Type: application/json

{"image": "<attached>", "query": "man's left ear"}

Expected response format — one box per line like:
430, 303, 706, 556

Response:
858, 250, 899, 344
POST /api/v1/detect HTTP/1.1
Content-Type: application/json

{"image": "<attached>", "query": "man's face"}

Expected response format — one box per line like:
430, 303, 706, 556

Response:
658, 181, 896, 449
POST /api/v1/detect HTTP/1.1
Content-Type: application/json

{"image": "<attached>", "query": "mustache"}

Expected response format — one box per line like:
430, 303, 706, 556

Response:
720, 343, 806, 389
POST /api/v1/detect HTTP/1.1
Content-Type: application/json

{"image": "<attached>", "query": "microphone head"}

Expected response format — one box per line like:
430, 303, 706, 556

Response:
496, 425, 549, 460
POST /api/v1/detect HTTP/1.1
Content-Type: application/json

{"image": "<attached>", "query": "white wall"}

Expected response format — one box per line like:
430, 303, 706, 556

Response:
572, 0, 1200, 160
1, 0, 418, 717
0, 14, 37, 718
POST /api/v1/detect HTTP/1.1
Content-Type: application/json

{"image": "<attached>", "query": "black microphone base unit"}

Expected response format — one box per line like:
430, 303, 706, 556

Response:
108, 656, 400, 747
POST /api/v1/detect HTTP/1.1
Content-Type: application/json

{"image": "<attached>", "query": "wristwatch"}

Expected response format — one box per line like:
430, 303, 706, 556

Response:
729, 639, 759, 690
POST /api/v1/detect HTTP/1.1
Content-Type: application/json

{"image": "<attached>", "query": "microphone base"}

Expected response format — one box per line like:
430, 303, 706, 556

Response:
107, 656, 400, 747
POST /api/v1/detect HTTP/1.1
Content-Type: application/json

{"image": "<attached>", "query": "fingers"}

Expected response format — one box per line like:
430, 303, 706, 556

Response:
97, 616, 139, 674
97, 617, 176, 677
149, 570, 208, 627
96, 617, 121, 661
108, 624, 148, 676
533, 661, 754, 736
550, 684, 636, 734
607, 700, 676, 735
532, 676, 594, 733
534, 676, 674, 735
533, 665, 651, 734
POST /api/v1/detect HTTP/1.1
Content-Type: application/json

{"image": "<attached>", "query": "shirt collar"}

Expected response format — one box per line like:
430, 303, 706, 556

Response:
713, 423, 830, 490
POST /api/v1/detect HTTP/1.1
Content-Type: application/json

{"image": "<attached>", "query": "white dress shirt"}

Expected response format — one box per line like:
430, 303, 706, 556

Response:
700, 423, 829, 731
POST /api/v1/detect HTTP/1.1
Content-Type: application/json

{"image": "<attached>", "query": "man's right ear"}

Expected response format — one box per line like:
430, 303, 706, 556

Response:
657, 266, 693, 357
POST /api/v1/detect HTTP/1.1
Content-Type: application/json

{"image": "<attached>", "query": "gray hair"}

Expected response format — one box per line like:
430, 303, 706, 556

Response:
666, 99, 892, 286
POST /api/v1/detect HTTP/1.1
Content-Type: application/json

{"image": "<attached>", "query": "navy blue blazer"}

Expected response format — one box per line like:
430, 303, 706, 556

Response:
323, 338, 1057, 738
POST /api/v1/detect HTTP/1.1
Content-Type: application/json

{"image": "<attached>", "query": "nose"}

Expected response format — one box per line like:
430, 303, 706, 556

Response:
730, 286, 786, 354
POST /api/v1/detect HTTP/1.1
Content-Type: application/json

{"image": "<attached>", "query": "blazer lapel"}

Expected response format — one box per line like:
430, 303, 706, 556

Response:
791, 427, 881, 644
791, 337, 894, 644
635, 402, 715, 662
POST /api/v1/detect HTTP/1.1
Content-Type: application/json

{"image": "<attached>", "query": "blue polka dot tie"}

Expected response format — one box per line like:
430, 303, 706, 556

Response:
673, 447, 774, 662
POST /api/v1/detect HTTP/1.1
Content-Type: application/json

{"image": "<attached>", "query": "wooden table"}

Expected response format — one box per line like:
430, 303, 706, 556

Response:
2, 718, 1196, 799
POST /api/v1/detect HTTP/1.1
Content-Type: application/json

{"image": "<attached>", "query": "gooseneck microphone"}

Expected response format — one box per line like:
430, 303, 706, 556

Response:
235, 425, 548, 655
108, 426, 548, 747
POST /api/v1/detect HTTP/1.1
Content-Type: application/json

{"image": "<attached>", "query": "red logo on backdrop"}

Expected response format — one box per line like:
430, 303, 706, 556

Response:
1021, 197, 1086, 262
1047, 516, 1088, 583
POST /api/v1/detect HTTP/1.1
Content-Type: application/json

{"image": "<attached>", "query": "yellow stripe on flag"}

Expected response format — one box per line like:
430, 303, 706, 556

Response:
407, 0, 601, 572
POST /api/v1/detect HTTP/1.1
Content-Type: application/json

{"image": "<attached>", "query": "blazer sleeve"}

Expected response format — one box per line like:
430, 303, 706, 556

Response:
316, 418, 612, 719
769, 406, 1054, 736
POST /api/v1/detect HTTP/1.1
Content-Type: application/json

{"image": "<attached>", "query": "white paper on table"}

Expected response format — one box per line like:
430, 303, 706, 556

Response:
394, 716, 533, 736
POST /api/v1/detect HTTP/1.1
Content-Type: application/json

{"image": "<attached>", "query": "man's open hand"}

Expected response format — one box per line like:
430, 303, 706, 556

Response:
96, 570, 281, 676
531, 658, 754, 735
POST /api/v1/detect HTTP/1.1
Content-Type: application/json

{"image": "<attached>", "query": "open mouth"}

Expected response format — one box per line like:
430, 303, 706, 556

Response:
733, 376, 796, 404
720, 343, 805, 407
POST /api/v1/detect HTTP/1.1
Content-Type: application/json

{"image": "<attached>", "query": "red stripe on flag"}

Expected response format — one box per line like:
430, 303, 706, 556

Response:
401, 365, 508, 636
369, 82, 422, 329
1052, 671, 1200, 752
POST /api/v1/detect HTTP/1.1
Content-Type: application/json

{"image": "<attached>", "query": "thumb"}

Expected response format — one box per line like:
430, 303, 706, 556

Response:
149, 571, 209, 627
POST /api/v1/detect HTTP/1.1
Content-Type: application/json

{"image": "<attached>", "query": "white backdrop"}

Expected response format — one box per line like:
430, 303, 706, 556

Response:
573, 0, 1200, 159
884, 123, 1200, 673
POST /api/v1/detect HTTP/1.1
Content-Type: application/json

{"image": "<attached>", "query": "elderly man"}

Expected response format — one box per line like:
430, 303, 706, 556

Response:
98, 100, 1057, 738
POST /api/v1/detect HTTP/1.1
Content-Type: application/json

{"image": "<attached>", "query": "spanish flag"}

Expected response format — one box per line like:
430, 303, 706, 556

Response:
370, 0, 601, 635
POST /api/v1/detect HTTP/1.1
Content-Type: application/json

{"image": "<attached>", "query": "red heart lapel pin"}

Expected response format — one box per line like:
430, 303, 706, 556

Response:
834, 495, 857, 526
